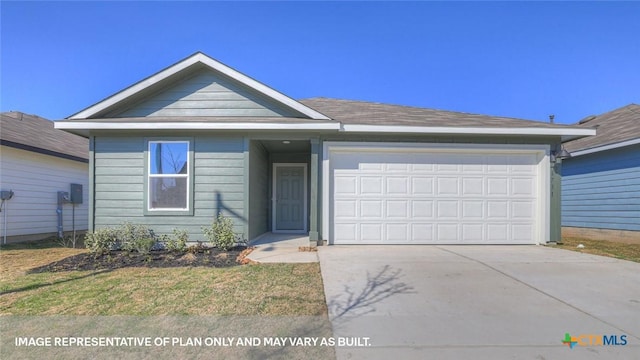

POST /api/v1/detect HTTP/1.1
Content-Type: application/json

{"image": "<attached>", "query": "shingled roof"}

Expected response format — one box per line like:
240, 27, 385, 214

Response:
563, 104, 640, 153
301, 97, 581, 129
1, 111, 88, 162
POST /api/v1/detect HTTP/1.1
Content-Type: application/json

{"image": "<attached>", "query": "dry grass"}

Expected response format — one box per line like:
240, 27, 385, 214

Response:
0, 241, 328, 316
555, 237, 640, 263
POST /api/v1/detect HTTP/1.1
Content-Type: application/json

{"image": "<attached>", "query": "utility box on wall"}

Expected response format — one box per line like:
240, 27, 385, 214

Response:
70, 183, 83, 204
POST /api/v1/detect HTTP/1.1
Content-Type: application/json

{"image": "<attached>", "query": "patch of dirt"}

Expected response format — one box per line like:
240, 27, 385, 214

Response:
28, 246, 255, 273
298, 246, 318, 252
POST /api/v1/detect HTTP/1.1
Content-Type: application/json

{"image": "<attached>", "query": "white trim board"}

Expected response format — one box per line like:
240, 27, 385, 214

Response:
341, 124, 595, 138
568, 138, 640, 157
55, 122, 341, 131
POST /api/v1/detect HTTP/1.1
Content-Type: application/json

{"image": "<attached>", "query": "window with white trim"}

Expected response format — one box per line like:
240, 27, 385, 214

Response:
148, 141, 190, 211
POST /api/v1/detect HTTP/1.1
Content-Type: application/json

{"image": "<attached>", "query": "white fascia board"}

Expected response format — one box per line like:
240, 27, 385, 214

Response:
569, 138, 640, 157
69, 56, 200, 119
70, 53, 331, 120
341, 124, 596, 137
54, 121, 341, 131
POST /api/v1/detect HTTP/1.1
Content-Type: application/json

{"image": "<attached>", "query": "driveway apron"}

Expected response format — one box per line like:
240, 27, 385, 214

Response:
318, 245, 640, 359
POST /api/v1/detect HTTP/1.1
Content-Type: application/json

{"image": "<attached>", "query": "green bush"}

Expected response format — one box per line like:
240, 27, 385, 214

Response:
85, 227, 118, 255
165, 228, 189, 252
85, 222, 157, 254
202, 213, 241, 251
118, 222, 153, 252
133, 237, 156, 254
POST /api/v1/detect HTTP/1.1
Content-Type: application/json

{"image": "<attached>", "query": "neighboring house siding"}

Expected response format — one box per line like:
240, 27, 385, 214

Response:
114, 69, 299, 118
248, 141, 269, 240
562, 144, 640, 231
0, 146, 89, 238
93, 135, 245, 241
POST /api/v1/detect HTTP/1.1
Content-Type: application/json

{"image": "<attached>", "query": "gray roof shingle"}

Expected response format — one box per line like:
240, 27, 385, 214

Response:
1, 111, 88, 161
300, 97, 583, 129
563, 104, 640, 152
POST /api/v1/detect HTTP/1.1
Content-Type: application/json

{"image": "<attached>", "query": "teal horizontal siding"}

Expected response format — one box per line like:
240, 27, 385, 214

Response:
114, 69, 300, 118
562, 144, 640, 231
93, 135, 246, 241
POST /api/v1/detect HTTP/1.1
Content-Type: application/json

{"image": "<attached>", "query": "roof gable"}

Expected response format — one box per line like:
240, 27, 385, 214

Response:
69, 52, 330, 120
113, 68, 304, 118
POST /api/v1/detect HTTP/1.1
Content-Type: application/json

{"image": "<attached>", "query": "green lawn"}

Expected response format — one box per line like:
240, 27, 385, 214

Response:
0, 241, 327, 316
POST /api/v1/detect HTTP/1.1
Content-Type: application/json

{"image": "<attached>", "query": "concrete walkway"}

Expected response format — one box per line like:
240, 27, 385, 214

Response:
318, 245, 640, 359
246, 233, 318, 263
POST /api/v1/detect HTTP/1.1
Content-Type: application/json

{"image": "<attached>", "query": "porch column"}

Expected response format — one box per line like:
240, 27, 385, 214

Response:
309, 138, 320, 246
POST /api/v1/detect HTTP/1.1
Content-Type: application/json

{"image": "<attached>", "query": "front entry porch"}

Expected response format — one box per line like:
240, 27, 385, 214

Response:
247, 138, 321, 246
247, 232, 318, 263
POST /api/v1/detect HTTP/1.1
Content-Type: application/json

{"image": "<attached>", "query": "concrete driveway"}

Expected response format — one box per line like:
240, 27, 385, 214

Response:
318, 245, 640, 359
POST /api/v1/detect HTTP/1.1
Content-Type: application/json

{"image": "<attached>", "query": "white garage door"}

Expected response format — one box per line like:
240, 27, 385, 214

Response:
330, 147, 542, 244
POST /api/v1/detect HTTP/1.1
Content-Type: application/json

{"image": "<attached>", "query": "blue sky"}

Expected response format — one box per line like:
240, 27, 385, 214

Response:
1, 1, 638, 124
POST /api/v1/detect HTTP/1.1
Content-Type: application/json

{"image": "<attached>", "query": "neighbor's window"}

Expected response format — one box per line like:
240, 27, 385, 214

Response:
148, 141, 189, 210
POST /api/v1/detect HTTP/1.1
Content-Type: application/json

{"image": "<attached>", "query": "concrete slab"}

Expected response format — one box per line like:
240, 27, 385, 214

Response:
318, 245, 640, 359
247, 233, 318, 263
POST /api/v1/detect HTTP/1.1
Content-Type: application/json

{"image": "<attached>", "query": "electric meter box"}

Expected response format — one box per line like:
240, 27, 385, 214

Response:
70, 183, 83, 204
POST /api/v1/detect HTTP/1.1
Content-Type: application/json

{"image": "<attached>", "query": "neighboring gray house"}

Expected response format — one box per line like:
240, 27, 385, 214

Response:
562, 104, 640, 241
56, 52, 593, 246
0, 112, 89, 243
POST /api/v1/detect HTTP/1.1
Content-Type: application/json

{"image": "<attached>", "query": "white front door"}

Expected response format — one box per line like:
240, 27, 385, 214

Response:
273, 163, 307, 233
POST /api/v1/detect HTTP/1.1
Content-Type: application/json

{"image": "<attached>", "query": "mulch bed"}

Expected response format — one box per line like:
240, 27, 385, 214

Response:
28, 246, 255, 273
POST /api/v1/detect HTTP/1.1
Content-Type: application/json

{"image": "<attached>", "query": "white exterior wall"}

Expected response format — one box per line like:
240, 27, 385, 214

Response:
0, 146, 89, 239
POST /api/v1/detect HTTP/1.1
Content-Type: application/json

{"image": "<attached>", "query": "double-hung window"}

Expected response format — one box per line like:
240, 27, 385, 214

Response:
147, 140, 191, 212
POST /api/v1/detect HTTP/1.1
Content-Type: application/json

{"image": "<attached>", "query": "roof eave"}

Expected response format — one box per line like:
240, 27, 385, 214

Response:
340, 124, 596, 138
569, 137, 640, 157
54, 121, 341, 132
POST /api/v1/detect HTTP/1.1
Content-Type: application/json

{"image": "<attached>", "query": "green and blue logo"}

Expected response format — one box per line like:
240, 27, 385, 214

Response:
562, 332, 627, 349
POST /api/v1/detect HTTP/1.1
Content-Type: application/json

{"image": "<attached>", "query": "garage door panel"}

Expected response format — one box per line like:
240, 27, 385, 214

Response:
411, 224, 434, 241
512, 224, 534, 243
361, 224, 383, 242
487, 201, 509, 219
387, 177, 409, 194
335, 200, 357, 218
412, 177, 434, 194
437, 177, 459, 195
462, 200, 483, 218
512, 178, 535, 196
331, 148, 540, 244
412, 200, 434, 218
387, 200, 409, 218
361, 177, 382, 194
386, 224, 409, 242
437, 224, 459, 241
462, 177, 484, 195
462, 224, 484, 242
361, 200, 383, 218
335, 176, 357, 194
487, 177, 509, 196
436, 201, 459, 218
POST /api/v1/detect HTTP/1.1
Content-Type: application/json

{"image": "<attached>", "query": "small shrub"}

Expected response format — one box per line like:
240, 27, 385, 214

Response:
165, 228, 189, 252
202, 213, 241, 251
85, 228, 118, 255
133, 237, 156, 254
117, 222, 153, 252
